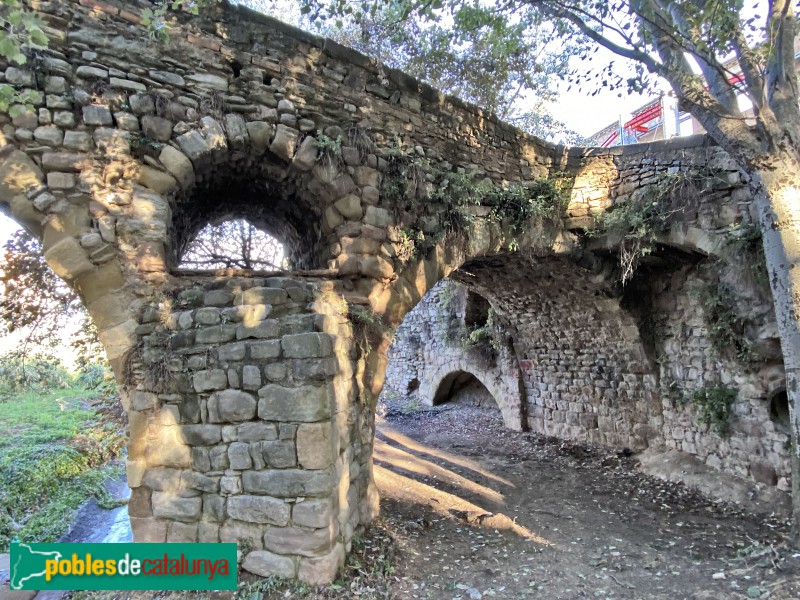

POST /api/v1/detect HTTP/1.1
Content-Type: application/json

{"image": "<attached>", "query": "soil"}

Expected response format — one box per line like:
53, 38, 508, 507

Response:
376, 405, 800, 600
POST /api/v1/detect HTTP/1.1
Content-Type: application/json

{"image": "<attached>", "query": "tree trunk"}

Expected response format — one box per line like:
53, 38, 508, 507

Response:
749, 148, 800, 543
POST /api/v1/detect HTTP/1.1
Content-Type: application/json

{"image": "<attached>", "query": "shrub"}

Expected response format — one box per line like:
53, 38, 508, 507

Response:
0, 352, 71, 401
690, 384, 738, 435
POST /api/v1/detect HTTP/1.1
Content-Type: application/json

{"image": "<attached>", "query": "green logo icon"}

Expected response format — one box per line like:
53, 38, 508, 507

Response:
10, 542, 237, 591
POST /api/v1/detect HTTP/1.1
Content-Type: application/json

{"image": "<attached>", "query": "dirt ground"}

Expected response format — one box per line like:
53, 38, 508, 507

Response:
375, 405, 799, 600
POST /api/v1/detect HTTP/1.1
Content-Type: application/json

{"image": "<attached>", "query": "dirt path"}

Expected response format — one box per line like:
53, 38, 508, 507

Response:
376, 406, 800, 600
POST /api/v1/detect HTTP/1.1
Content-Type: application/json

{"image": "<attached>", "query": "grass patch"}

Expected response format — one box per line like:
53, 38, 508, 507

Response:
0, 387, 126, 551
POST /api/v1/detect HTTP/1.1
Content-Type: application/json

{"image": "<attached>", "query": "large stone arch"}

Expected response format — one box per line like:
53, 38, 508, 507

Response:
421, 361, 524, 430
0, 0, 784, 585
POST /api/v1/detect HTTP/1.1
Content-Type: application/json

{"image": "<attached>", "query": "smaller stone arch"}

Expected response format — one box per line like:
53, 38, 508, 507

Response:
420, 358, 525, 431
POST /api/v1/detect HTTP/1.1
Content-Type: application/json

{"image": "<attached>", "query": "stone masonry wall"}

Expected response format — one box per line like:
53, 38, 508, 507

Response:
381, 279, 524, 430
125, 275, 375, 584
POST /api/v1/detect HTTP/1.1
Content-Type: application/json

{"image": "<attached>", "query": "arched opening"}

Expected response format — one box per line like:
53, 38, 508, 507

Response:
177, 218, 288, 271
169, 158, 328, 272
432, 370, 499, 410
464, 290, 491, 328
770, 390, 790, 434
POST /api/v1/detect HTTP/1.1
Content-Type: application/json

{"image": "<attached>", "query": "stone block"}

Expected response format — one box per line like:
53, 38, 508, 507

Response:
246, 121, 274, 154
208, 389, 257, 422
237, 320, 280, 341
220, 475, 242, 495
159, 145, 195, 189
242, 365, 262, 390
228, 442, 253, 470
199, 522, 220, 543
219, 521, 265, 550
176, 129, 212, 166
242, 550, 296, 579
363, 205, 393, 228
241, 469, 334, 497
44, 237, 94, 280
151, 492, 201, 522
138, 166, 178, 195
298, 543, 344, 585
223, 304, 271, 324
238, 287, 289, 305
180, 424, 222, 446
203, 495, 226, 522
258, 384, 331, 422
224, 113, 249, 150
205, 289, 233, 306
334, 194, 362, 220
296, 423, 334, 469
131, 391, 158, 411
167, 521, 198, 543
270, 124, 298, 161
210, 446, 230, 470
292, 136, 317, 171
130, 517, 167, 543
262, 440, 297, 468
127, 487, 152, 518
196, 324, 237, 344
142, 115, 173, 143
218, 342, 246, 361
83, 104, 113, 126
193, 369, 228, 392
238, 422, 278, 442
0, 151, 43, 198
263, 524, 336, 557
64, 131, 93, 151
282, 333, 333, 359
292, 499, 333, 529
228, 495, 290, 525
187, 73, 229, 91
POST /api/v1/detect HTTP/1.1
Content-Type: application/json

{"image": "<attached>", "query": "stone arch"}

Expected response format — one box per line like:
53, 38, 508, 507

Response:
421, 362, 524, 430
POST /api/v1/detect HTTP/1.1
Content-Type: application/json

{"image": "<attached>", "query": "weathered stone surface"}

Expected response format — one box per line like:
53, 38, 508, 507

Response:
193, 369, 228, 392
217, 341, 246, 361
296, 423, 334, 469
223, 113, 249, 150
176, 129, 212, 165
227, 495, 290, 525
242, 550, 296, 579
238, 422, 278, 442
363, 206, 393, 227
64, 131, 93, 151
298, 543, 345, 585
208, 389, 257, 422
246, 121, 274, 153
238, 287, 288, 305
151, 492, 201, 522
263, 524, 336, 557
83, 105, 113, 126
180, 424, 222, 446
270, 124, 298, 161
149, 70, 186, 86
43, 237, 94, 280
262, 440, 296, 468
138, 165, 178, 194
33, 126, 63, 147
292, 498, 333, 529
228, 442, 252, 470
237, 320, 280, 341
142, 115, 174, 142
241, 469, 333, 497
159, 145, 195, 188
282, 333, 333, 359
131, 391, 158, 411
258, 384, 331, 422
334, 194, 362, 220
292, 136, 317, 171
187, 73, 229, 91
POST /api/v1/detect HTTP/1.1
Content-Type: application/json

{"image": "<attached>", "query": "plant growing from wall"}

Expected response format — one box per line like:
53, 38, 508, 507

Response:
316, 130, 344, 178
722, 222, 769, 290
460, 307, 503, 363
588, 168, 725, 284
690, 384, 738, 436
699, 281, 756, 365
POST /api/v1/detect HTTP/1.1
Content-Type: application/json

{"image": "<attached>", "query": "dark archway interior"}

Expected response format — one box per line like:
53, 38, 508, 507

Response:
170, 160, 325, 271
770, 390, 790, 433
433, 371, 499, 409
464, 291, 491, 328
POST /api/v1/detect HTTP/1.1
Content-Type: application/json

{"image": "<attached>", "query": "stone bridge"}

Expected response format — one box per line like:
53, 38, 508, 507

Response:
0, 0, 789, 584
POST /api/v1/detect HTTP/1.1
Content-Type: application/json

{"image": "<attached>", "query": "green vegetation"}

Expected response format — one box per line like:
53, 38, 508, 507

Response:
690, 384, 738, 436
699, 282, 756, 365
385, 145, 572, 262
460, 307, 503, 363
0, 358, 125, 552
723, 221, 769, 290
589, 168, 724, 284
